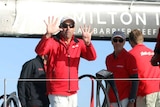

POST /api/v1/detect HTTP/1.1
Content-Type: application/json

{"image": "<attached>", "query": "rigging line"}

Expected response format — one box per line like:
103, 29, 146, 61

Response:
12, 0, 17, 26
128, 0, 135, 10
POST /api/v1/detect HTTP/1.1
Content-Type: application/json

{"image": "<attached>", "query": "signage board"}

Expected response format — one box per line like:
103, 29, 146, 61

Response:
0, 0, 160, 41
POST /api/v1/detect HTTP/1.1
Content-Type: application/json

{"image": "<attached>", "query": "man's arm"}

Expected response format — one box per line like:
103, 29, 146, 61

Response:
151, 27, 160, 66
154, 28, 160, 54
129, 74, 139, 100
35, 16, 62, 56
80, 41, 97, 61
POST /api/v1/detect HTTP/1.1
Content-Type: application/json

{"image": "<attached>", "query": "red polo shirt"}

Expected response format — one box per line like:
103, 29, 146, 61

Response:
129, 44, 160, 96
106, 49, 138, 102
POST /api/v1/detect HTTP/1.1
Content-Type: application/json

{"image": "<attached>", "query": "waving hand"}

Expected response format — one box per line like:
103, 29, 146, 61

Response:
80, 25, 94, 46
44, 16, 62, 38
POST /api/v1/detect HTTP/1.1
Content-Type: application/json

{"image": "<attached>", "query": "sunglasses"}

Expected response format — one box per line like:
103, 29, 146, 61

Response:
62, 23, 74, 28
113, 38, 124, 43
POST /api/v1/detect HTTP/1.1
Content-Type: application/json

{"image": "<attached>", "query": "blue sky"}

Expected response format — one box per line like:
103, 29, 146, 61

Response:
0, 37, 156, 107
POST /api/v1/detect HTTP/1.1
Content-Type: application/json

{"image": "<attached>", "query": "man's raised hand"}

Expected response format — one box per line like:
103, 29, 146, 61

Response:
44, 16, 62, 38
80, 25, 93, 46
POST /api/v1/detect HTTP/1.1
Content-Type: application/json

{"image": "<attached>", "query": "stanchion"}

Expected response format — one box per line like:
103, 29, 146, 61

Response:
79, 69, 122, 107
3, 79, 6, 107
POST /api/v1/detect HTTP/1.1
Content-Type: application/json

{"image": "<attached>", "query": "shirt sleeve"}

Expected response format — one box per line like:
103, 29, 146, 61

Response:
127, 54, 138, 76
35, 35, 54, 56
80, 41, 97, 61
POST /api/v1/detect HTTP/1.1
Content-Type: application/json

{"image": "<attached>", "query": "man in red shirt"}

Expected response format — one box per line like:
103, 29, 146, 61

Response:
128, 29, 160, 107
105, 31, 139, 107
35, 16, 97, 107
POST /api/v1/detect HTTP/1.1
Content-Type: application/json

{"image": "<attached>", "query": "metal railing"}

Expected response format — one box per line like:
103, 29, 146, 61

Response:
0, 79, 20, 107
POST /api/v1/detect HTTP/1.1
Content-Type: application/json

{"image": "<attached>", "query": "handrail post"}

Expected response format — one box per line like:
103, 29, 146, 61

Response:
3, 78, 6, 107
